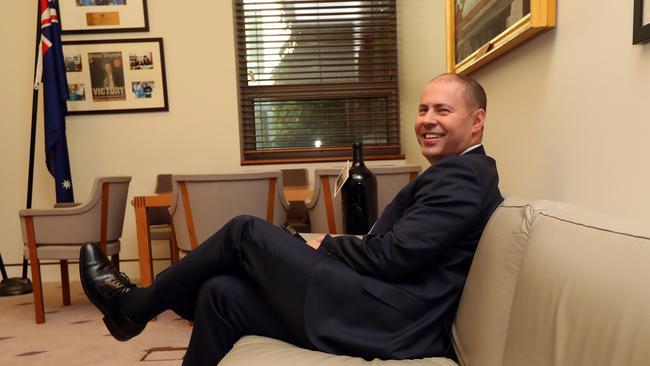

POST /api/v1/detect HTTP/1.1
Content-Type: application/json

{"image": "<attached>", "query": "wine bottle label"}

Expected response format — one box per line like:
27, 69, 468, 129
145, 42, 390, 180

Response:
334, 160, 351, 198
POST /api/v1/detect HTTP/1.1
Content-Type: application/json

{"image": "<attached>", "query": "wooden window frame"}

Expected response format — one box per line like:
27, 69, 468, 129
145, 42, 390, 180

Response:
235, 0, 402, 165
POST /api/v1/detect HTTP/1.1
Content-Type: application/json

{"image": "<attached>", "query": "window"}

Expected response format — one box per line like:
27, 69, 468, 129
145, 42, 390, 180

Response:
235, 0, 401, 164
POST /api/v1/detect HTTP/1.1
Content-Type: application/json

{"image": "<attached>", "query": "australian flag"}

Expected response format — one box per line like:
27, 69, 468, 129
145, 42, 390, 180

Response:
36, 0, 74, 203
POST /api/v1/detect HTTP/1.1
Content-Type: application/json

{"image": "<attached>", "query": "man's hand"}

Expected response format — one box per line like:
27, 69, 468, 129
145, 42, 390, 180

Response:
306, 235, 325, 250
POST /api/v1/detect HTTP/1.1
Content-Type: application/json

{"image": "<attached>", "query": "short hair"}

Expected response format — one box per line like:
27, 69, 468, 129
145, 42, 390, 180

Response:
431, 73, 487, 111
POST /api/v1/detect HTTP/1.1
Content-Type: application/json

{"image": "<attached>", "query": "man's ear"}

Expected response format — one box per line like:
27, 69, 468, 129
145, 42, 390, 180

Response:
471, 108, 486, 134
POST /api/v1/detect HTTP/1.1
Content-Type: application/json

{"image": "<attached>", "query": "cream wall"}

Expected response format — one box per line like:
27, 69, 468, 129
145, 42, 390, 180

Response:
2, 1, 245, 281
0, 1, 414, 281
471, 0, 650, 220
402, 0, 650, 222
398, 1, 447, 168
6, 0, 647, 283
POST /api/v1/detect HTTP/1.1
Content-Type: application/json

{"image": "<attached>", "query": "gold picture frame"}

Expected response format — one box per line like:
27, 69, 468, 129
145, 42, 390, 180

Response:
447, 0, 556, 75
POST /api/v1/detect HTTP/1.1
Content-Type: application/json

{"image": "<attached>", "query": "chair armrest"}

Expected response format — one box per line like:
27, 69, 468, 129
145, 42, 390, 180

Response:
53, 202, 82, 208
19, 202, 93, 217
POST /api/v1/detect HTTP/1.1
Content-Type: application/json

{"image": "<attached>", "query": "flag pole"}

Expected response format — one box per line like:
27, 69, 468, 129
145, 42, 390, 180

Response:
0, 1, 40, 296
28, 1, 40, 214
23, 0, 41, 278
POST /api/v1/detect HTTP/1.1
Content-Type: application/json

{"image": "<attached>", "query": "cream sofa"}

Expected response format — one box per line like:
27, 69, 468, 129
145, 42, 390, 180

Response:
219, 197, 650, 366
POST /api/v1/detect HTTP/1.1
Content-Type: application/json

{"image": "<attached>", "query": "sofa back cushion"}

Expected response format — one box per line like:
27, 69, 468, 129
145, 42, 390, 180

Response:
452, 197, 537, 366
501, 201, 650, 366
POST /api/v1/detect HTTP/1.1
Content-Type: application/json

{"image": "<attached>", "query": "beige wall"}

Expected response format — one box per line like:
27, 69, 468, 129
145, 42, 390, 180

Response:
0, 1, 414, 281
4, 0, 648, 283
2, 1, 244, 280
473, 0, 650, 220
398, 1, 447, 168
403, 0, 650, 223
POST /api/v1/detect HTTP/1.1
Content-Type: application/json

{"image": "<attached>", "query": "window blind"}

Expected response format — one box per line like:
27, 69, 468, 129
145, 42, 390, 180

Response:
235, 0, 401, 164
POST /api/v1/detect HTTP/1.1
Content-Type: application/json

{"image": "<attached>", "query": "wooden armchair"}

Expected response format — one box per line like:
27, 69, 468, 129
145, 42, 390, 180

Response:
18, 176, 131, 323
169, 171, 289, 256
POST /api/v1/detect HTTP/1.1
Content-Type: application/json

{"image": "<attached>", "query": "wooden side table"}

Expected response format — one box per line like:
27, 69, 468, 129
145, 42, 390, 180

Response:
283, 185, 314, 202
132, 193, 173, 287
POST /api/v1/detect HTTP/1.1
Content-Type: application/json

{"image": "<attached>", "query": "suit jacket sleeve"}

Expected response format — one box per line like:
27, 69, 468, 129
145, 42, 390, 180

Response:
318, 156, 483, 279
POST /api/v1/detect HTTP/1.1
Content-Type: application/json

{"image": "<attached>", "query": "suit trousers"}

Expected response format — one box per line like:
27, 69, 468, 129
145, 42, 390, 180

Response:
153, 215, 325, 365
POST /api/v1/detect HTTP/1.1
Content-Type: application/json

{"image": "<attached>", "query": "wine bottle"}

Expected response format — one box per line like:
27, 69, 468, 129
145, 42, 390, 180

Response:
341, 142, 377, 234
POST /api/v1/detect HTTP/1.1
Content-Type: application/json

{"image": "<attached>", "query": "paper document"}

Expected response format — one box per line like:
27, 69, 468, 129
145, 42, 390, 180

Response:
333, 160, 350, 198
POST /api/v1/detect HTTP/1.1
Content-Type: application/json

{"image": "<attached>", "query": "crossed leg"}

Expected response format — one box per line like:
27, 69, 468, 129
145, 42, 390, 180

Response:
151, 215, 325, 365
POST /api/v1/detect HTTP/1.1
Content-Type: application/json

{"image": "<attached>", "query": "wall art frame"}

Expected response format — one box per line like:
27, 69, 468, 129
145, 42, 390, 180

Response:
633, 0, 650, 44
446, 0, 556, 75
62, 37, 168, 115
58, 0, 149, 34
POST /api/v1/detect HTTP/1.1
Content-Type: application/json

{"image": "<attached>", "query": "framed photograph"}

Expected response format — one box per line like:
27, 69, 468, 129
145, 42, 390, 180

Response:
447, 0, 556, 75
62, 38, 168, 114
58, 0, 149, 34
633, 0, 650, 44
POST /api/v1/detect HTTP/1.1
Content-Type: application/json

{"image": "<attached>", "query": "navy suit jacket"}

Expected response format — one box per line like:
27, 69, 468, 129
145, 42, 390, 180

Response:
307, 146, 503, 360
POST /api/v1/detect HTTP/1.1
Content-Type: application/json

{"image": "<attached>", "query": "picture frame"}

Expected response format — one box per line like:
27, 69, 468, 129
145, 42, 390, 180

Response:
446, 0, 556, 75
62, 38, 168, 115
633, 0, 650, 44
58, 0, 149, 34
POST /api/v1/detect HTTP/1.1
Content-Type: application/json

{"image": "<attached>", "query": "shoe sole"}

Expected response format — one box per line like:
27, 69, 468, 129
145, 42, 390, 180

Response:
102, 316, 129, 341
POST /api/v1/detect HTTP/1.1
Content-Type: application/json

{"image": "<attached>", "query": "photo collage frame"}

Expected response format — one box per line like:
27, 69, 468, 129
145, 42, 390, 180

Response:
57, 0, 168, 114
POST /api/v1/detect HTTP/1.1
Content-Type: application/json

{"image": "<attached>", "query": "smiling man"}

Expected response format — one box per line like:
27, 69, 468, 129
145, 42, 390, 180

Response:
79, 73, 502, 365
416, 73, 487, 164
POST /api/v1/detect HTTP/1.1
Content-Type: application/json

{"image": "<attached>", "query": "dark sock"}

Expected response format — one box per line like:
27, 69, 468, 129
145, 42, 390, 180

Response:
120, 286, 166, 324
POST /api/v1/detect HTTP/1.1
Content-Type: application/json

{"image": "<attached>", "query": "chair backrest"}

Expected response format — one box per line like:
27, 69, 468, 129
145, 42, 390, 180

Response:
19, 176, 131, 246
306, 168, 343, 234
372, 164, 422, 217
307, 164, 421, 234
154, 173, 173, 193
281, 169, 308, 187
101, 176, 132, 243
148, 174, 173, 226
170, 171, 289, 251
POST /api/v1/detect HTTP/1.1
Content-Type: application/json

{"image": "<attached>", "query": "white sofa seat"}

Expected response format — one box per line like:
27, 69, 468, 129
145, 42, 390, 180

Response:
220, 335, 457, 366
219, 197, 650, 366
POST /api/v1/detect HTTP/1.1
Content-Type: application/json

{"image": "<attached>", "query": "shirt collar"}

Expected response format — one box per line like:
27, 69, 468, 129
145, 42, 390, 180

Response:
460, 144, 482, 155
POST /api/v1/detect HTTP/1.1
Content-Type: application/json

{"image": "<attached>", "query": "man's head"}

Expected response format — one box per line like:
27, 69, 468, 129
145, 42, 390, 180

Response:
415, 73, 487, 164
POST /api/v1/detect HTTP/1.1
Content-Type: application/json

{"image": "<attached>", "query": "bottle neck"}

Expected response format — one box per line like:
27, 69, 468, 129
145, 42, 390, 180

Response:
352, 143, 364, 167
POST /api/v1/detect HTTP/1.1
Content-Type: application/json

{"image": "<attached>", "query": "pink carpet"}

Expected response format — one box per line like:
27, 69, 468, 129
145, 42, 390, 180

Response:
0, 281, 192, 365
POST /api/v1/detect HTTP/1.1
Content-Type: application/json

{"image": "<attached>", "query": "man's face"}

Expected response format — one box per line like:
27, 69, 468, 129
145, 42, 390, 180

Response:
414, 78, 484, 164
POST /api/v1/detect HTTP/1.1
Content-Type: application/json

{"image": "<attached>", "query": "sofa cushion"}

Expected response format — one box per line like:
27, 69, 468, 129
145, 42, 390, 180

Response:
452, 197, 537, 366
220, 336, 458, 366
501, 201, 650, 366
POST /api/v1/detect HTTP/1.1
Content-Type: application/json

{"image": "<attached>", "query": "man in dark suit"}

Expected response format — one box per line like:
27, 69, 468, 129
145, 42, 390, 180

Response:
80, 73, 502, 366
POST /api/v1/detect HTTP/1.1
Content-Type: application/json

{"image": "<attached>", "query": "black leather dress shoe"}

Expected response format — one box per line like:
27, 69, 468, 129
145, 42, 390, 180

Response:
79, 243, 145, 341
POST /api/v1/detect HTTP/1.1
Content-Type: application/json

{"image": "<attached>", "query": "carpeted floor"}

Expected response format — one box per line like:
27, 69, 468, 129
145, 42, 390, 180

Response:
0, 281, 192, 365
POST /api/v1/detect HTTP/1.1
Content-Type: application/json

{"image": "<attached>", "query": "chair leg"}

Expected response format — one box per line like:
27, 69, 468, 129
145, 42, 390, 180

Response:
111, 253, 120, 272
29, 257, 45, 324
170, 224, 179, 264
25, 217, 45, 324
60, 260, 71, 306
